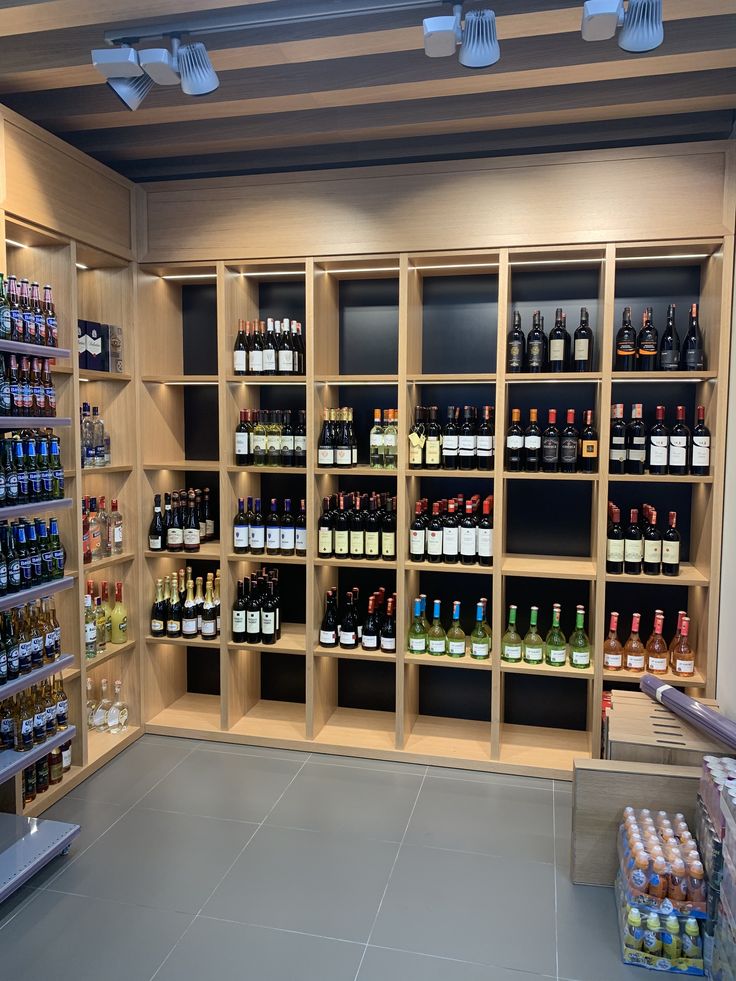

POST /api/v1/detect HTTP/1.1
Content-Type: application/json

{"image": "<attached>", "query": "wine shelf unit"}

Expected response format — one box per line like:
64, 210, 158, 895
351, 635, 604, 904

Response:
129, 240, 731, 782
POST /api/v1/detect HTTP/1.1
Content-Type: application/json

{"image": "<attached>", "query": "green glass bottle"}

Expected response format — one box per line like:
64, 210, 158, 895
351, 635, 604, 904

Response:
446, 600, 466, 658
407, 596, 427, 655
568, 606, 591, 669
522, 605, 544, 664
501, 604, 522, 663
545, 604, 567, 667
470, 602, 490, 660
427, 599, 446, 656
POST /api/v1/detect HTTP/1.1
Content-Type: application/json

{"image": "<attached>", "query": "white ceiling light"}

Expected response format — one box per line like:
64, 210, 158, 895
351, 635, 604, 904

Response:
423, 6, 462, 58
581, 0, 623, 41
107, 74, 155, 111
581, 0, 663, 51
177, 41, 219, 96
91, 46, 142, 78
423, 5, 500, 69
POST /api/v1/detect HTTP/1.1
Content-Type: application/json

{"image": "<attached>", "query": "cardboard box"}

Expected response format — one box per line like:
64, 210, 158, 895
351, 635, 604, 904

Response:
86, 321, 108, 372
77, 319, 88, 370
107, 323, 124, 373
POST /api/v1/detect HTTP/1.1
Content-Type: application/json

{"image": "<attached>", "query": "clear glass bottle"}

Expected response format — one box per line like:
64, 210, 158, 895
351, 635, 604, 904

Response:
382, 409, 398, 470
623, 612, 646, 672
407, 596, 427, 655
369, 408, 384, 469
602, 611, 623, 671
85, 677, 97, 729
93, 678, 112, 732
107, 680, 129, 734
446, 600, 465, 658
95, 596, 107, 651
470, 602, 490, 660
427, 599, 446, 656
84, 592, 97, 660
646, 612, 669, 675
110, 581, 128, 644
671, 616, 695, 678
522, 606, 544, 664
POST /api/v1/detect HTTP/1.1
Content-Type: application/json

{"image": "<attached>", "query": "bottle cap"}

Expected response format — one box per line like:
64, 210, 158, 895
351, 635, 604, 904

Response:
646, 912, 661, 931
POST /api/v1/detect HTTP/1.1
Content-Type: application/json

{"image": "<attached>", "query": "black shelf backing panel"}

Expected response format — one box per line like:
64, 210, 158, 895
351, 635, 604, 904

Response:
182, 285, 219, 462
505, 381, 599, 425
614, 266, 701, 335
337, 658, 395, 713
261, 651, 306, 703
259, 387, 307, 412
611, 382, 702, 423
410, 385, 495, 413
187, 645, 221, 696
503, 577, 593, 639
415, 570, 493, 636
416, 475, 495, 502
339, 279, 399, 375
505, 480, 593, 557
418, 665, 491, 723
504, 674, 588, 731
258, 281, 306, 326
421, 275, 497, 375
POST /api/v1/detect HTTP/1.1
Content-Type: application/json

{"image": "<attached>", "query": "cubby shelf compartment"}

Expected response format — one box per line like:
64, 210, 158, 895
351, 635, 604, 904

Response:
603, 667, 706, 687
612, 371, 718, 382
143, 461, 220, 472
605, 564, 708, 586
609, 474, 714, 484
312, 707, 396, 752
0, 340, 71, 360
79, 370, 131, 383
498, 723, 590, 775
85, 639, 136, 670
500, 659, 594, 679
407, 651, 492, 670
145, 541, 221, 560
503, 471, 598, 482
502, 555, 597, 580
403, 715, 491, 763
0, 726, 77, 784
230, 701, 306, 742
87, 726, 142, 767
314, 645, 396, 664
146, 635, 220, 649
0, 416, 71, 427
228, 622, 306, 654
85, 551, 135, 572
1, 654, 75, 701
0, 497, 73, 519
315, 556, 398, 570
405, 560, 492, 575
228, 553, 305, 565
147, 693, 221, 735
0, 575, 74, 613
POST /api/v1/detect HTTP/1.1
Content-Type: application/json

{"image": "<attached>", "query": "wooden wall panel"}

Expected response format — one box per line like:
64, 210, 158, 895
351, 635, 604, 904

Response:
143, 143, 734, 262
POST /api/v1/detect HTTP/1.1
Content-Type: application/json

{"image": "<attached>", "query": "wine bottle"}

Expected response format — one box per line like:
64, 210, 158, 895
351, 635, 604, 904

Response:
691, 404, 710, 476
409, 502, 426, 561
559, 409, 578, 474
615, 306, 636, 371
361, 596, 379, 651
277, 321, 294, 375
671, 616, 694, 677
505, 408, 524, 472
668, 405, 690, 476
458, 406, 476, 471
318, 496, 333, 557
522, 606, 543, 664
645, 612, 669, 675
427, 599, 446, 656
249, 498, 265, 555
266, 498, 281, 556
659, 303, 680, 371
606, 506, 624, 575
681, 303, 705, 371
548, 307, 570, 372
319, 590, 338, 647
380, 597, 396, 653
248, 321, 264, 374
183, 490, 200, 553
636, 307, 658, 370
446, 600, 465, 658
148, 494, 164, 551
507, 310, 525, 373
244, 579, 261, 644
201, 580, 218, 639
426, 502, 443, 563
459, 501, 477, 566
441, 500, 459, 564
527, 310, 547, 373
381, 497, 396, 560
150, 579, 166, 638
476, 405, 493, 471
568, 607, 590, 669
623, 612, 645, 672
407, 596, 427, 654
642, 508, 662, 576
364, 496, 381, 560
477, 498, 493, 567
335, 409, 352, 468
333, 494, 349, 558
602, 611, 623, 671
233, 320, 248, 376
573, 307, 593, 371
318, 409, 335, 468
580, 410, 598, 473
624, 508, 643, 575
261, 318, 277, 375
408, 406, 426, 470
442, 406, 459, 469
280, 410, 294, 467
544, 604, 567, 667
648, 405, 669, 475
662, 510, 680, 577
369, 408, 384, 469
541, 408, 560, 473
524, 408, 541, 472
280, 498, 295, 556
608, 403, 626, 475
470, 602, 490, 660
625, 403, 646, 476
166, 492, 183, 552
233, 497, 249, 555
295, 499, 307, 557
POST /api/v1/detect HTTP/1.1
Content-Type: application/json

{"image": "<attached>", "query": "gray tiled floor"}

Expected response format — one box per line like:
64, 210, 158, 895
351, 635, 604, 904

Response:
0, 734, 626, 981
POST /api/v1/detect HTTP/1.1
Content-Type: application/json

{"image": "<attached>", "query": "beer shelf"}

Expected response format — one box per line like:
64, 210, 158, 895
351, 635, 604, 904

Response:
0, 497, 72, 519
0, 575, 74, 613
0, 726, 77, 785
0, 340, 71, 360
0, 416, 71, 427
0, 654, 75, 701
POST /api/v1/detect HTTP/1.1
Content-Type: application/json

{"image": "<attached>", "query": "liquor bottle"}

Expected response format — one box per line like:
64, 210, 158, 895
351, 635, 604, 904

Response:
645, 612, 669, 675
637, 308, 658, 370
642, 509, 662, 576
691, 404, 710, 477
522, 606, 544, 664
549, 308, 570, 372
615, 306, 637, 371
541, 408, 560, 473
409, 503, 426, 561
319, 590, 338, 648
507, 310, 525, 373
110, 582, 127, 644
573, 307, 593, 371
568, 607, 591, 669
318, 409, 335, 468
441, 499, 459, 564
150, 578, 166, 637
427, 599, 446, 656
505, 408, 523, 472
659, 304, 680, 371
459, 501, 477, 566
407, 596, 427, 654
662, 511, 681, 577
426, 502, 443, 563
383, 409, 398, 469
477, 498, 493, 567
624, 508, 643, 575
623, 613, 646, 672
381, 497, 396, 560
107, 680, 129, 734
476, 405, 493, 471
85, 677, 97, 729
380, 597, 396, 653
446, 600, 465, 658
668, 405, 690, 476
560, 409, 579, 474
84, 593, 97, 659
625, 403, 646, 475
201, 580, 218, 640
647, 405, 669, 475
442, 406, 459, 469
524, 408, 541, 472
470, 602, 490, 660
606, 506, 624, 575
93, 678, 112, 733
249, 498, 265, 555
681, 303, 705, 371
235, 410, 250, 465
671, 616, 695, 677
527, 310, 547, 373
602, 611, 623, 671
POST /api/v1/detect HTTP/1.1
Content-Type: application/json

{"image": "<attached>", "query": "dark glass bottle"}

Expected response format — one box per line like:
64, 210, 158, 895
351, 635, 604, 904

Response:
233, 496, 249, 555
339, 592, 358, 650
441, 500, 459, 564
318, 409, 335, 468
505, 408, 523, 472
624, 508, 643, 576
260, 581, 277, 645
424, 405, 442, 470
249, 498, 265, 555
245, 578, 262, 644
458, 406, 476, 471
648, 405, 669, 475
262, 319, 277, 376
659, 303, 680, 371
349, 495, 365, 560
580, 410, 598, 474
691, 404, 710, 477
625, 403, 646, 476
559, 409, 579, 474
477, 498, 493, 567
608, 403, 626, 475
150, 579, 167, 637
364, 496, 381, 560
669, 405, 690, 476
426, 502, 443, 563
662, 511, 681, 577
379, 597, 396, 653
333, 494, 349, 558
523, 407, 541, 473
642, 508, 662, 576
541, 408, 560, 473
381, 497, 396, 561
280, 498, 295, 556
166, 491, 183, 552
317, 496, 333, 557
295, 498, 307, 557
235, 410, 249, 465
459, 501, 477, 566
442, 406, 459, 470
682, 302, 705, 371
184, 490, 201, 553
408, 405, 426, 470
606, 506, 624, 575
319, 590, 338, 648
232, 579, 246, 642
409, 502, 425, 561
266, 498, 281, 556
233, 319, 248, 376
294, 410, 307, 467
526, 310, 547, 373
573, 307, 593, 371
548, 307, 570, 372
615, 305, 636, 371
476, 405, 493, 471
361, 596, 379, 651
507, 310, 525, 373
636, 307, 658, 371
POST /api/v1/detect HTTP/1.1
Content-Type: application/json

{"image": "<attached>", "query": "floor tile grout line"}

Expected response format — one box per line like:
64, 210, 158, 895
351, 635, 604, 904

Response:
366, 941, 559, 978
351, 765, 429, 981
197, 912, 367, 946
552, 780, 560, 981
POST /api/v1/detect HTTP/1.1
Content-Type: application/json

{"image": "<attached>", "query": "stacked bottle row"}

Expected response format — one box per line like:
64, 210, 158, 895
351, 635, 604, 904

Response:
85, 677, 129, 734
506, 307, 594, 373
621, 807, 706, 909
79, 402, 112, 468
409, 494, 493, 565
317, 493, 396, 561
234, 409, 306, 467
234, 497, 307, 557
2, 676, 69, 753
147, 489, 215, 554
407, 597, 491, 659
408, 405, 494, 471
0, 275, 59, 347
318, 407, 397, 469
500, 604, 591, 669
1, 354, 58, 417
231, 568, 283, 645
318, 585, 395, 652
233, 318, 305, 377
0, 430, 65, 505
151, 569, 221, 641
84, 580, 129, 659
603, 610, 695, 676
506, 407, 598, 473
606, 504, 681, 577
609, 403, 710, 476
82, 496, 124, 564
0, 517, 65, 593
615, 303, 705, 372
0, 599, 61, 682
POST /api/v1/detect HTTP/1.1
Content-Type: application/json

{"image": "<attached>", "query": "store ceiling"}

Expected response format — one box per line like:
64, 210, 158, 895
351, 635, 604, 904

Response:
0, 0, 734, 182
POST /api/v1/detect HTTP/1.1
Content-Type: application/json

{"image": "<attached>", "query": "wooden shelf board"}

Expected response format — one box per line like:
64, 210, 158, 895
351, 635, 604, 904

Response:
0, 340, 71, 360
500, 659, 594, 679
502, 555, 597, 580
228, 623, 306, 655
406, 651, 492, 670
143, 461, 220, 472
146, 634, 220, 649
407, 374, 497, 384
316, 465, 397, 477
315, 375, 398, 385
0, 726, 76, 784
0, 654, 75, 701
84, 638, 136, 670
315, 556, 398, 570
0, 496, 73, 519
87, 725, 142, 767
605, 563, 708, 586
79, 370, 131, 383
612, 371, 717, 382
229, 700, 306, 741
142, 375, 218, 384
313, 707, 396, 752
499, 723, 590, 775
404, 715, 491, 762
405, 559, 492, 575
0, 416, 71, 427
0, 575, 74, 613
228, 552, 305, 565
503, 470, 598, 481
507, 372, 602, 382
226, 465, 307, 474
81, 464, 134, 475
314, 644, 396, 664
227, 375, 305, 386
603, 666, 706, 687
407, 469, 494, 478
23, 764, 86, 816
608, 473, 714, 484
145, 541, 221, 559
85, 551, 135, 571
147, 693, 221, 735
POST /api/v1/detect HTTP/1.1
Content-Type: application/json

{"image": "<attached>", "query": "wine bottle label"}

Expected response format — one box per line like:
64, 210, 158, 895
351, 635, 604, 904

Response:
184, 528, 200, 546
280, 527, 295, 550
427, 529, 442, 555
447, 640, 465, 656
249, 350, 263, 373
250, 434, 267, 454
245, 611, 260, 633
369, 433, 384, 447
425, 438, 441, 465
626, 653, 645, 670
249, 526, 265, 550
647, 655, 668, 672
644, 539, 662, 564
527, 340, 543, 366
508, 340, 523, 368
182, 616, 198, 635
669, 436, 688, 467
381, 532, 395, 558
459, 435, 476, 455
471, 641, 489, 658
167, 620, 181, 635
581, 440, 598, 459
476, 436, 493, 455
234, 527, 249, 548
549, 339, 565, 363
627, 439, 646, 463
560, 437, 577, 464
506, 435, 524, 449
571, 649, 590, 667
542, 437, 559, 463
320, 629, 337, 645
659, 350, 679, 369
428, 638, 446, 654
365, 531, 379, 555
361, 634, 378, 649
409, 442, 423, 465
477, 527, 493, 557
150, 618, 165, 633
278, 350, 293, 372
337, 629, 355, 646
617, 339, 635, 356
294, 436, 307, 454
675, 659, 694, 674
318, 528, 333, 554
410, 529, 425, 555
442, 527, 458, 556
335, 447, 352, 466
235, 433, 249, 455
649, 436, 668, 466
409, 636, 426, 652
350, 531, 364, 555
609, 436, 626, 462
662, 541, 680, 565
85, 622, 97, 643
262, 350, 276, 371
574, 338, 589, 362
684, 350, 704, 370
442, 435, 458, 452
502, 644, 521, 661
266, 527, 280, 550
233, 351, 246, 372
201, 620, 217, 637
295, 528, 307, 551
266, 434, 281, 454
318, 447, 335, 465
149, 536, 162, 550
380, 636, 396, 652
524, 646, 543, 663
524, 435, 541, 450
167, 527, 183, 546
607, 538, 624, 562
460, 527, 476, 556
547, 647, 566, 665
624, 538, 643, 562
692, 438, 710, 468
334, 530, 349, 555
639, 342, 657, 358
604, 650, 622, 669
261, 611, 275, 635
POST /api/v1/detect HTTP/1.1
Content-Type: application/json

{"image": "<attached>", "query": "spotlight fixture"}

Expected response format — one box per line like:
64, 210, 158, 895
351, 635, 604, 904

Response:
581, 0, 623, 41
423, 4, 500, 68
91, 46, 142, 78
107, 74, 155, 111
581, 0, 663, 51
177, 41, 219, 96
139, 44, 181, 86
